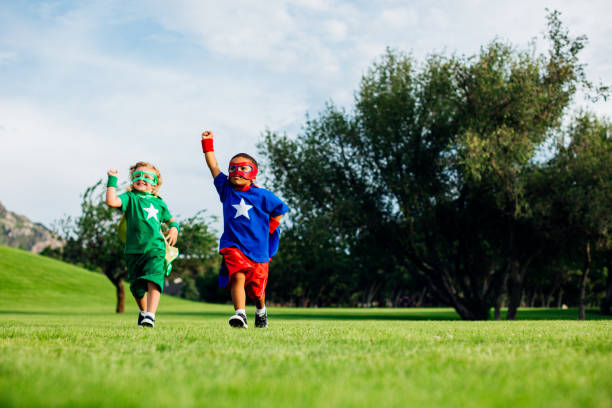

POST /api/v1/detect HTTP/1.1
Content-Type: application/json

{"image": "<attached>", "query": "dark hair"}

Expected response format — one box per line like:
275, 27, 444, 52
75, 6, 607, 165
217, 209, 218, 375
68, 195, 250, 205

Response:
230, 153, 258, 168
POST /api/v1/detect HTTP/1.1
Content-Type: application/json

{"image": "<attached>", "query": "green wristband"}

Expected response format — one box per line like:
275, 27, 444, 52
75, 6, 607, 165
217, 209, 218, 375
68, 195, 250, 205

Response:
169, 221, 180, 233
107, 175, 118, 188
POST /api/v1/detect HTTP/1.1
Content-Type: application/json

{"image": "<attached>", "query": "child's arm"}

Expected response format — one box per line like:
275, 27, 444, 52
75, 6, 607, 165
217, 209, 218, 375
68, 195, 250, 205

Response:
106, 170, 122, 208
165, 218, 179, 246
269, 215, 283, 233
201, 130, 221, 178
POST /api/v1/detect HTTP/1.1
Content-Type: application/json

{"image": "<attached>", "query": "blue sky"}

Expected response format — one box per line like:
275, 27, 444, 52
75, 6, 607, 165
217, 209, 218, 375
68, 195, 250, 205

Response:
1, 0, 611, 234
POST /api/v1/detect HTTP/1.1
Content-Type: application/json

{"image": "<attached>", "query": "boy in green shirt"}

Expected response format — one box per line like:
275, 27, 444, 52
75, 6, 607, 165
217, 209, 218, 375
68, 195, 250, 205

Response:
106, 161, 179, 327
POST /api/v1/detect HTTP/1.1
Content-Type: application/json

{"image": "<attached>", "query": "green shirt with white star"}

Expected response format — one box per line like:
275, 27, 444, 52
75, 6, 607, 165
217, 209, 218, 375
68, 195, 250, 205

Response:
118, 191, 173, 254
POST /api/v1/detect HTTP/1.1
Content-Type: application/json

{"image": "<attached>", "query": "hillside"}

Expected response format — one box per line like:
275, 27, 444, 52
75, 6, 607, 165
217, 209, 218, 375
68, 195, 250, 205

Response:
0, 245, 203, 313
0, 201, 63, 253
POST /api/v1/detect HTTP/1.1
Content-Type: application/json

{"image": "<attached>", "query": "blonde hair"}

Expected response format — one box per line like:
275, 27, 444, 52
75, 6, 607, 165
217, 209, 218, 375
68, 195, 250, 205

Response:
127, 161, 163, 195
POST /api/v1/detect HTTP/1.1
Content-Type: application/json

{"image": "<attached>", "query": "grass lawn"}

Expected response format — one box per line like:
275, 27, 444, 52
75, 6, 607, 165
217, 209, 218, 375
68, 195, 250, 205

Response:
1, 246, 611, 407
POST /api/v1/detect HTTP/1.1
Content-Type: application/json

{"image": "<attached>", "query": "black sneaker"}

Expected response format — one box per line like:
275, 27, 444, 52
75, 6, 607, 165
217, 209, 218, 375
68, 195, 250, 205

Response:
255, 311, 268, 328
141, 315, 155, 328
228, 312, 248, 328
137, 312, 145, 326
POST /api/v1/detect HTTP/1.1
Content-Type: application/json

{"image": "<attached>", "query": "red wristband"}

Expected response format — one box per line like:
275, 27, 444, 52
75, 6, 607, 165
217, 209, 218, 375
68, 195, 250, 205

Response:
201, 138, 214, 153
269, 218, 280, 234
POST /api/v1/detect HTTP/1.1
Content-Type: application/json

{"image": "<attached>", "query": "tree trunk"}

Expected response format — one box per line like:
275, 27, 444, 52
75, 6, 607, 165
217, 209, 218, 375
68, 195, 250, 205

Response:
494, 296, 503, 321
506, 255, 536, 320
415, 287, 427, 307
494, 269, 509, 320
506, 261, 522, 320
414, 259, 492, 320
528, 290, 536, 308
451, 296, 491, 320
545, 278, 560, 308
601, 253, 612, 316
103, 268, 126, 314
557, 287, 564, 309
115, 279, 125, 314
365, 281, 381, 307
578, 241, 591, 321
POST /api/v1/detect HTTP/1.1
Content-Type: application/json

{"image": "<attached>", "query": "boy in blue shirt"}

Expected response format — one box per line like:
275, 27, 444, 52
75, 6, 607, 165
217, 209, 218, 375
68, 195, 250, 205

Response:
201, 130, 289, 328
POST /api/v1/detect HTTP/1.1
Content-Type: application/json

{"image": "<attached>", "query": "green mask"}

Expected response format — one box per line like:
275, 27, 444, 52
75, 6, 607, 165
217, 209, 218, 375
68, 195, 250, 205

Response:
132, 170, 158, 186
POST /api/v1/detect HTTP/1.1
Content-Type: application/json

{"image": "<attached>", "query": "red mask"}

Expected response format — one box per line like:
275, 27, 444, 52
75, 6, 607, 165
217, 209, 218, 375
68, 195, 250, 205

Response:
228, 161, 258, 181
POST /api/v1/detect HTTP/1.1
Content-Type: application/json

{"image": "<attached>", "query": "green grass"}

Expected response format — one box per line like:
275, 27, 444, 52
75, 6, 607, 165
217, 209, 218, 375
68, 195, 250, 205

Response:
1, 246, 611, 408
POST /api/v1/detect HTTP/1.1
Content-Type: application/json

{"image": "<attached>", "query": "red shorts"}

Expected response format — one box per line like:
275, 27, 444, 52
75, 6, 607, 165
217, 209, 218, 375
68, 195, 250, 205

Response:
219, 247, 269, 300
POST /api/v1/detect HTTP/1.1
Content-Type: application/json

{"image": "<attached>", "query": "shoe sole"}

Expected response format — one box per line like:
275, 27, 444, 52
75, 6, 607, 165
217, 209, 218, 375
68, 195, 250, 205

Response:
228, 316, 247, 329
141, 317, 155, 327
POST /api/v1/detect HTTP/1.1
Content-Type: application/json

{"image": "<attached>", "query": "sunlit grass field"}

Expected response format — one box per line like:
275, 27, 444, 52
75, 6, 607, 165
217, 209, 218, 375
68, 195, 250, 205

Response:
1, 246, 611, 407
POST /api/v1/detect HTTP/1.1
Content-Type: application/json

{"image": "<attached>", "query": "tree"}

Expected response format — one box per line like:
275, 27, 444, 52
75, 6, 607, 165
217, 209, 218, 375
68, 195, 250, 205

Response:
459, 10, 607, 320
171, 210, 221, 302
546, 114, 612, 319
260, 11, 606, 319
602, 252, 612, 315
57, 181, 127, 312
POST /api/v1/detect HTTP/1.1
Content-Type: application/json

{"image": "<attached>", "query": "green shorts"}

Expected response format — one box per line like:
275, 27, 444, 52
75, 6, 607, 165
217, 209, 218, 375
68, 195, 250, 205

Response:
126, 249, 166, 299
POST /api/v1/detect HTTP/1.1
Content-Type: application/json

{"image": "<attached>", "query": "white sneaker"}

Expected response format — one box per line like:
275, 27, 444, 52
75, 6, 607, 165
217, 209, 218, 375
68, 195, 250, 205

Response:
141, 315, 155, 327
228, 312, 248, 328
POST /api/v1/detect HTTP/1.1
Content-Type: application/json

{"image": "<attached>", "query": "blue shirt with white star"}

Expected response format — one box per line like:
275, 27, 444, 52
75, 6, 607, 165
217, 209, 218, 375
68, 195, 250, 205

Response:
214, 172, 289, 262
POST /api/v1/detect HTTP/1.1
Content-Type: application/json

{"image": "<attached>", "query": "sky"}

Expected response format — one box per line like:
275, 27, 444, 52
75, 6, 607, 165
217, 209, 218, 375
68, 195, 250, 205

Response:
1, 0, 611, 235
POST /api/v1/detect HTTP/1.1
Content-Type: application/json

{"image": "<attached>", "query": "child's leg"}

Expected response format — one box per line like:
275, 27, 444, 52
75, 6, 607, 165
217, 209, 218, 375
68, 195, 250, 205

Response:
146, 281, 161, 314
254, 294, 268, 328
255, 294, 265, 309
131, 282, 148, 326
135, 295, 146, 311
230, 272, 246, 311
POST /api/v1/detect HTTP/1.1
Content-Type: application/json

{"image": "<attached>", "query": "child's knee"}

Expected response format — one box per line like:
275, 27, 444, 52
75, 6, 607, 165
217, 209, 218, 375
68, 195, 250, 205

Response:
230, 271, 246, 285
147, 280, 161, 292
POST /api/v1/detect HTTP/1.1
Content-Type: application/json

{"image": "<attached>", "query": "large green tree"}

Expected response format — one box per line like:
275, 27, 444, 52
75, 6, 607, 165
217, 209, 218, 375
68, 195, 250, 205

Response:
260, 11, 606, 319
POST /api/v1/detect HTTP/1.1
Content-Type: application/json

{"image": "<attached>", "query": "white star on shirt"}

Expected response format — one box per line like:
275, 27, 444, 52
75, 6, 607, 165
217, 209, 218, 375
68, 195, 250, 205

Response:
232, 198, 253, 220
143, 203, 159, 221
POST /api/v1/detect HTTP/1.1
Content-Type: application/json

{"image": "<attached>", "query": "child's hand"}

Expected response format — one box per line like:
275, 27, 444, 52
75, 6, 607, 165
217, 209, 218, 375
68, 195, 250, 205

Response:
200, 130, 219, 176
201, 130, 215, 155
106, 170, 121, 206
166, 227, 178, 246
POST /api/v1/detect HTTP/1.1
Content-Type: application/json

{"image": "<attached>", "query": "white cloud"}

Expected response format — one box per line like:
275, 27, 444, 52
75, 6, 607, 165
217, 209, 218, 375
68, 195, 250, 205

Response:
290, 0, 330, 11
0, 50, 17, 64
323, 19, 348, 42
379, 7, 419, 29
1, 0, 611, 229
147, 2, 294, 63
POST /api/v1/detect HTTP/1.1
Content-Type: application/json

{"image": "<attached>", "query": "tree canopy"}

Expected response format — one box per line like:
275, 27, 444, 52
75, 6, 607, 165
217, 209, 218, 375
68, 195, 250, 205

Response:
259, 10, 610, 319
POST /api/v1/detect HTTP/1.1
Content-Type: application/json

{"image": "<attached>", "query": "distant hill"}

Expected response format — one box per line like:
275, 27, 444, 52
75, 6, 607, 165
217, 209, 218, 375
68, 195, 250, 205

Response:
0, 201, 63, 253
